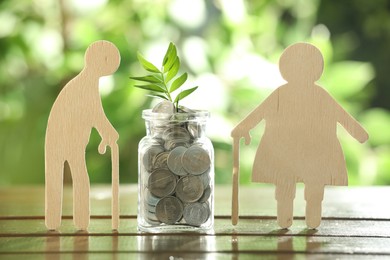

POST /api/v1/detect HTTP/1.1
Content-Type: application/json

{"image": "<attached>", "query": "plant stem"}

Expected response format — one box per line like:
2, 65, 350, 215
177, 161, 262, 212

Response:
160, 71, 173, 102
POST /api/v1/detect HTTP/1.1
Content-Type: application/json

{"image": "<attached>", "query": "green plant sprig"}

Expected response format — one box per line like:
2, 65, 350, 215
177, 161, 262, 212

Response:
130, 42, 198, 112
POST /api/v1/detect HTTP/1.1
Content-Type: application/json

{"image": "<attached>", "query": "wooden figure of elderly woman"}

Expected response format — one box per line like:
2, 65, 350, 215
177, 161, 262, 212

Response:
231, 43, 368, 229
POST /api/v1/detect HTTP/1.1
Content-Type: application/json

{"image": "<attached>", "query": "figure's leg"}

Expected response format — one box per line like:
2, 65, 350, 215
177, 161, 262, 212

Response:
304, 184, 324, 229
45, 152, 64, 230
275, 182, 296, 229
68, 153, 90, 230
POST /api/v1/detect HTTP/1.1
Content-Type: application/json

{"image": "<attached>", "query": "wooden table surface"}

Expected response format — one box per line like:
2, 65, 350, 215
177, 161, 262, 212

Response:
1, 185, 390, 259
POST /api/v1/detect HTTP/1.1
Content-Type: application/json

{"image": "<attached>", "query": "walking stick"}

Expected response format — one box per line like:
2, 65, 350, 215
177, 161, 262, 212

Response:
232, 137, 240, 225
111, 143, 119, 230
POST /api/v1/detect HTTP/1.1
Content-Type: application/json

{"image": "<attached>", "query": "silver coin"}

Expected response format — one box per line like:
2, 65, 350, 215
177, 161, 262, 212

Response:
143, 145, 165, 172
152, 151, 170, 170
183, 202, 210, 226
165, 131, 191, 143
145, 203, 157, 213
167, 146, 188, 176
198, 185, 211, 203
161, 127, 176, 140
145, 190, 160, 206
164, 138, 190, 151
187, 123, 202, 138
181, 146, 211, 175
145, 216, 161, 225
199, 170, 211, 187
145, 210, 159, 221
177, 105, 196, 113
143, 198, 158, 213
143, 204, 158, 219
150, 126, 167, 138
162, 126, 191, 141
175, 175, 204, 203
155, 196, 184, 224
202, 202, 211, 218
154, 138, 165, 145
145, 138, 163, 146
170, 113, 189, 121
148, 169, 177, 198
152, 100, 175, 114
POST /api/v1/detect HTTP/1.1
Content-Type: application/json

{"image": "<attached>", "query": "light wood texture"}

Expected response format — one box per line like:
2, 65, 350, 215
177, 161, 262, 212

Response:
3, 185, 390, 218
1, 185, 390, 258
231, 137, 240, 225
231, 43, 369, 229
111, 143, 119, 230
45, 40, 121, 231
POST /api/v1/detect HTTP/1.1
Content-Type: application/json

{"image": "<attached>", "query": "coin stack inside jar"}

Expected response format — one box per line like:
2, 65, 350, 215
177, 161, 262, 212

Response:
139, 101, 213, 228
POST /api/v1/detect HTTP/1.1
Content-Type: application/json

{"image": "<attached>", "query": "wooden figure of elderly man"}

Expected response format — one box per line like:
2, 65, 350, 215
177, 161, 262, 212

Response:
45, 41, 120, 231
231, 43, 368, 229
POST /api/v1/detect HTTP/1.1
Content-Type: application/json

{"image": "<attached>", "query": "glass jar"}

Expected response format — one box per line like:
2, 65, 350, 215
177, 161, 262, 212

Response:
138, 109, 214, 232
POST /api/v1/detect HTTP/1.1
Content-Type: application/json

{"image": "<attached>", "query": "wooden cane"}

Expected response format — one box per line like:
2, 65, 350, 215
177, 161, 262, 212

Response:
232, 137, 240, 225
111, 143, 119, 230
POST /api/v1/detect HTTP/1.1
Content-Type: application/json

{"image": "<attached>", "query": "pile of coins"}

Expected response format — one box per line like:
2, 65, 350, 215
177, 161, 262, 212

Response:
139, 101, 213, 228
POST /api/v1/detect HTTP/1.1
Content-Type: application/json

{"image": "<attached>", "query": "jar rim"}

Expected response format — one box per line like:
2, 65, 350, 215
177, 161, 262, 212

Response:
142, 109, 210, 122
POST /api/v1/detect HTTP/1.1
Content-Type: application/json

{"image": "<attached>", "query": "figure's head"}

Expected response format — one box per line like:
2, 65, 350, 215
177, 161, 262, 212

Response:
84, 40, 120, 76
279, 43, 323, 84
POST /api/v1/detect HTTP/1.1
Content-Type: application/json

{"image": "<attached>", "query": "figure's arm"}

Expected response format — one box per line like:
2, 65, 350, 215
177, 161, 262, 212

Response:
93, 105, 119, 154
332, 97, 368, 143
231, 90, 278, 145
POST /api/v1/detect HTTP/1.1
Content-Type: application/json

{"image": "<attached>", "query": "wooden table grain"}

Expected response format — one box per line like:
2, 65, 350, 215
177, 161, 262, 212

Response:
0, 185, 390, 259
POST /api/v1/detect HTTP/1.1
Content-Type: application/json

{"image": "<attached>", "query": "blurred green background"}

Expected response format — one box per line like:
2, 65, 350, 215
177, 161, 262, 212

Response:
0, 0, 389, 186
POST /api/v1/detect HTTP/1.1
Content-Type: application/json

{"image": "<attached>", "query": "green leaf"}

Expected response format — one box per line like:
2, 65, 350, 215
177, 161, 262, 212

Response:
146, 93, 169, 100
137, 52, 160, 73
134, 84, 165, 93
170, 72, 187, 93
163, 42, 176, 66
174, 86, 198, 103
163, 44, 177, 72
166, 57, 180, 83
130, 75, 163, 83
